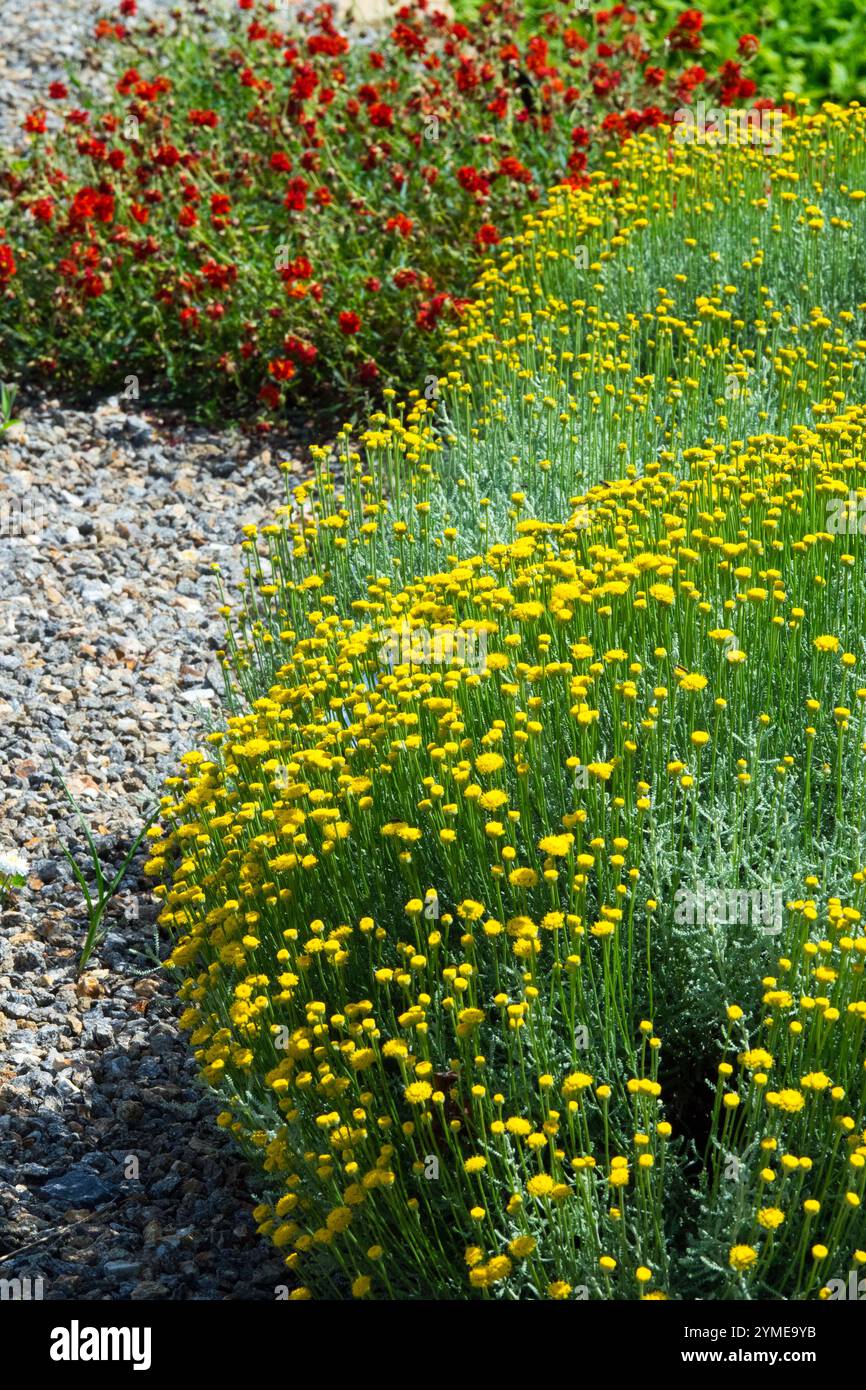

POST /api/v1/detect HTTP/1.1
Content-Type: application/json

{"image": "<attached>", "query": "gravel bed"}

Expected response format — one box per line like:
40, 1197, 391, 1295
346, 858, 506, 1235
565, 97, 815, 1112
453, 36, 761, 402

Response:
0, 394, 315, 1299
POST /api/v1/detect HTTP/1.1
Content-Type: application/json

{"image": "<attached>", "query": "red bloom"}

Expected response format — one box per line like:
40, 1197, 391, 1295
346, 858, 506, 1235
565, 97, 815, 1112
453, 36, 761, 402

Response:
308, 32, 349, 58
391, 22, 426, 55
677, 65, 707, 93
457, 165, 490, 196
30, 198, 55, 222
338, 310, 361, 335
23, 109, 47, 134
392, 268, 418, 289
738, 34, 760, 59
474, 222, 500, 247
368, 101, 394, 128
188, 109, 219, 128
668, 9, 704, 51
48, 82, 69, 99
385, 212, 413, 237
0, 244, 16, 285
82, 271, 106, 298
283, 335, 317, 366
416, 291, 449, 331
269, 151, 293, 172
154, 144, 182, 168
284, 177, 308, 212
268, 357, 296, 382
200, 259, 238, 289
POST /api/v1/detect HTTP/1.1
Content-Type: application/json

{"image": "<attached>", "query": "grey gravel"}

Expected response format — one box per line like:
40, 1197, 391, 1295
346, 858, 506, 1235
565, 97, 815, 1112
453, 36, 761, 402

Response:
0, 393, 313, 1301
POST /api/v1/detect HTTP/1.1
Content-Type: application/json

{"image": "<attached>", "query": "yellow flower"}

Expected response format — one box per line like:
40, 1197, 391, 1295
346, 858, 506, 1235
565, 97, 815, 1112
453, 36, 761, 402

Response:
757, 1207, 785, 1230
475, 752, 505, 776
526, 1173, 556, 1198
678, 672, 708, 693
404, 1082, 433, 1105
538, 833, 574, 857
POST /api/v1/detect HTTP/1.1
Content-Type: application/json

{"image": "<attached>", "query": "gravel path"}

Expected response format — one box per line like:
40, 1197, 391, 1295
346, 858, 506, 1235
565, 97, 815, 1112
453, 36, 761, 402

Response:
0, 0, 320, 1300
0, 398, 316, 1300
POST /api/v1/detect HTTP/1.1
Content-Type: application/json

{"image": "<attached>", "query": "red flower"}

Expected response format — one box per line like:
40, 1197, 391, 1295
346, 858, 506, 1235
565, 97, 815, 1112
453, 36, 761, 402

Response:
284, 177, 308, 212
457, 165, 490, 196
30, 198, 55, 222
474, 222, 500, 247
385, 212, 413, 237
392, 267, 419, 290
391, 22, 426, 55
188, 109, 219, 128
0, 244, 16, 285
200, 259, 238, 289
738, 34, 760, 59
269, 151, 293, 172
48, 82, 69, 99
368, 101, 394, 128
268, 357, 296, 382
416, 292, 449, 332
154, 144, 182, 168
82, 272, 106, 299
283, 335, 317, 366
338, 310, 361, 335
23, 109, 47, 134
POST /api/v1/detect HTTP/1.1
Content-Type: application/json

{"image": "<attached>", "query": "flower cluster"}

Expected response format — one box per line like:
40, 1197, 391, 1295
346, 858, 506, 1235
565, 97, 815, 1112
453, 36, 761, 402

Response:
0, 0, 771, 419
150, 103, 866, 1298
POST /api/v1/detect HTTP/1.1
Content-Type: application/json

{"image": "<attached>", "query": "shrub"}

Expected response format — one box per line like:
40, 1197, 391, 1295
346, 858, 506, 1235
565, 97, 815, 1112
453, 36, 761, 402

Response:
0, 0, 771, 420
644, 1, 866, 103
150, 107, 866, 1297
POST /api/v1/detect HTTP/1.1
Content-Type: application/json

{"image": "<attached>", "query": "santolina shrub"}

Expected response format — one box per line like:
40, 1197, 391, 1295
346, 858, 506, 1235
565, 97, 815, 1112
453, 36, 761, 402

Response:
148, 108, 866, 1297
0, 0, 771, 419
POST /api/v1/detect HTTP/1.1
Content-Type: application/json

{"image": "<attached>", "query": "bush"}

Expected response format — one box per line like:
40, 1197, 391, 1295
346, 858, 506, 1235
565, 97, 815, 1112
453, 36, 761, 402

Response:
0, 0, 771, 421
149, 107, 866, 1297
644, 1, 866, 103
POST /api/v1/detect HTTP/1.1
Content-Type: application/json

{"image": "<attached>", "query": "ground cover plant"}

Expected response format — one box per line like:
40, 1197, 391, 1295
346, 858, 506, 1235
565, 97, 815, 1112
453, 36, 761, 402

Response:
0, 0, 771, 420
148, 105, 866, 1298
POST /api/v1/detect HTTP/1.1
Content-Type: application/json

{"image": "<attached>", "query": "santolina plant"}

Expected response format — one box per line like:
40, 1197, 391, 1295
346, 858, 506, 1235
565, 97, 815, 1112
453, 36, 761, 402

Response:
0, 0, 771, 419
149, 108, 866, 1298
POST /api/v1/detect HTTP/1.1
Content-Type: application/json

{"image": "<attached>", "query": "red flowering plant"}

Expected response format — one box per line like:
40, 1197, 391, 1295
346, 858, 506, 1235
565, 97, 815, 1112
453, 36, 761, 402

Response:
0, 0, 773, 422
